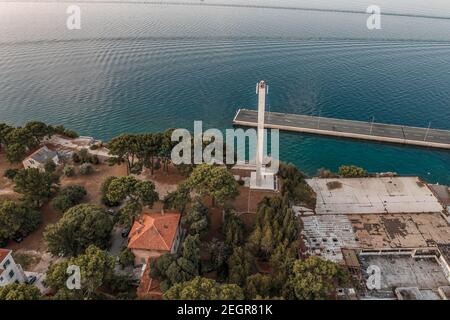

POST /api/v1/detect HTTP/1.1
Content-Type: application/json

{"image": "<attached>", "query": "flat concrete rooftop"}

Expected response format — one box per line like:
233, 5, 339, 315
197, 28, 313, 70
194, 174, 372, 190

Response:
300, 213, 450, 262
307, 177, 444, 215
300, 215, 358, 263
360, 255, 449, 296
350, 213, 450, 249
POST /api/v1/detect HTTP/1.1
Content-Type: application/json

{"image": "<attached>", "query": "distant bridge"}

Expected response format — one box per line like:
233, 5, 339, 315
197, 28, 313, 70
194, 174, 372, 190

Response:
233, 109, 450, 150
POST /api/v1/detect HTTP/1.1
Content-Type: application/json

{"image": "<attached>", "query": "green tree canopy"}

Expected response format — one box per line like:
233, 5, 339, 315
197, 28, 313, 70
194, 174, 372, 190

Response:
150, 234, 201, 291
24, 121, 52, 145
118, 247, 135, 268
0, 283, 41, 300
44, 204, 114, 256
159, 128, 176, 173
136, 133, 162, 175
206, 238, 229, 278
101, 176, 120, 207
248, 197, 299, 258
0, 122, 69, 163
0, 123, 13, 150
46, 245, 115, 298
105, 176, 159, 224
163, 182, 191, 213
163, 277, 244, 300
44, 158, 56, 173
107, 134, 141, 175
186, 164, 238, 207
285, 256, 341, 300
181, 200, 209, 236
0, 200, 41, 241
72, 245, 115, 296
278, 162, 316, 207
5, 143, 27, 163
14, 168, 56, 207
244, 273, 274, 300
227, 246, 253, 286
45, 259, 70, 291
221, 212, 246, 248
51, 185, 87, 213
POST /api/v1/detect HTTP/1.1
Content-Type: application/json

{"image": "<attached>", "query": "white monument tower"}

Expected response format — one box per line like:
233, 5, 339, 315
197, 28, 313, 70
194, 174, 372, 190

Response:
250, 80, 276, 190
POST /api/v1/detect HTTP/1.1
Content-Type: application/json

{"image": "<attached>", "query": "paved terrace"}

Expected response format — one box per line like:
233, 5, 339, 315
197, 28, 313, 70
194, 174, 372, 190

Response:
233, 109, 450, 149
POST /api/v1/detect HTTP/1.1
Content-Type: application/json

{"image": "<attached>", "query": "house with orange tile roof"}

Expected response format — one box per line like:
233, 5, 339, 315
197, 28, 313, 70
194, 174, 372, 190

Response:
0, 249, 27, 287
128, 211, 182, 266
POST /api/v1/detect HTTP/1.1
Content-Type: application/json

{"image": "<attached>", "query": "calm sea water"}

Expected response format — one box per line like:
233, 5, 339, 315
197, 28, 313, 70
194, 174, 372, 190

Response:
1, 1, 450, 183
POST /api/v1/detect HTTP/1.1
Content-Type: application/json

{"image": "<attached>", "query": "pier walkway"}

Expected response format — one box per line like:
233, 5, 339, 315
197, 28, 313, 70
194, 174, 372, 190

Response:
233, 109, 450, 150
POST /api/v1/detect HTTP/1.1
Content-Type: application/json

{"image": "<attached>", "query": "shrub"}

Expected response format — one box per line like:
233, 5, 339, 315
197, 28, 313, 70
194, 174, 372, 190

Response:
278, 162, 316, 207
90, 155, 100, 165
63, 130, 79, 138
4, 169, 19, 180
63, 165, 75, 177
79, 163, 94, 175
106, 274, 135, 295
72, 152, 80, 163
118, 247, 135, 268
51, 185, 87, 213
338, 165, 368, 178
44, 159, 56, 173
51, 125, 79, 139
78, 149, 90, 164
101, 177, 120, 207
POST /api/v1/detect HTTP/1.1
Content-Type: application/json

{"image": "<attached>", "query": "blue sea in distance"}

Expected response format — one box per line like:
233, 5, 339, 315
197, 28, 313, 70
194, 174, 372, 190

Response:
0, 1, 450, 184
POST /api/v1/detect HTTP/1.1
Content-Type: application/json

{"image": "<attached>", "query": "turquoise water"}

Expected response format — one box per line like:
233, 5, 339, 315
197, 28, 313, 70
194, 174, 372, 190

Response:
0, 2, 449, 183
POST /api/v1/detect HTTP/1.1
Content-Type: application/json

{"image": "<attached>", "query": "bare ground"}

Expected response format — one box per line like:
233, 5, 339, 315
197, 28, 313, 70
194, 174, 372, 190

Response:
5, 163, 128, 253
0, 151, 21, 200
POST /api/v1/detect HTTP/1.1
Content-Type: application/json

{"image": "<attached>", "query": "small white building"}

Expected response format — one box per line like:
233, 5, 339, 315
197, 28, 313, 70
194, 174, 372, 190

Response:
0, 249, 27, 286
22, 146, 59, 171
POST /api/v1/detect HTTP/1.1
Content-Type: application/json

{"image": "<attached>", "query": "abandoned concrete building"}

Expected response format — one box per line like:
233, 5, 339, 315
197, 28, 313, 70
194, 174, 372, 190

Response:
298, 176, 450, 299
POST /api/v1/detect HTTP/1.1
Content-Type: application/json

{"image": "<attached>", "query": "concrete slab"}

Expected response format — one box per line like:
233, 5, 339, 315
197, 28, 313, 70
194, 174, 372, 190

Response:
360, 255, 449, 291
350, 213, 450, 249
307, 177, 444, 215
300, 215, 358, 263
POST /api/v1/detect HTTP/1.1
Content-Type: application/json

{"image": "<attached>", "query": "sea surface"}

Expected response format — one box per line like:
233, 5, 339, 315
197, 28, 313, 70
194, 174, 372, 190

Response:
1, 1, 450, 183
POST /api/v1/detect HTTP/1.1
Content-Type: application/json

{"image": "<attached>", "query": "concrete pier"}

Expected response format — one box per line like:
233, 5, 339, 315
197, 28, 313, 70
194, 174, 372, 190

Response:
233, 109, 450, 150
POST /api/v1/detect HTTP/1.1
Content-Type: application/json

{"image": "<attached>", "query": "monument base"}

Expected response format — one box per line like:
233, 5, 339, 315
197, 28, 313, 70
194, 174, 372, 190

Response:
250, 171, 277, 191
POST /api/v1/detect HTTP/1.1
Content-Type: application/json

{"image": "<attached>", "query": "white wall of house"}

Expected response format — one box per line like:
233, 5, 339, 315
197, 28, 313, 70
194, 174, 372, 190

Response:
0, 252, 27, 286
171, 225, 182, 254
